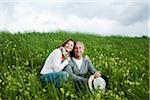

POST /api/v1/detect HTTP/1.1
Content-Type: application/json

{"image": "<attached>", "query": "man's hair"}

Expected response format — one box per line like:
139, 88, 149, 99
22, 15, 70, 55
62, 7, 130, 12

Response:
75, 41, 85, 49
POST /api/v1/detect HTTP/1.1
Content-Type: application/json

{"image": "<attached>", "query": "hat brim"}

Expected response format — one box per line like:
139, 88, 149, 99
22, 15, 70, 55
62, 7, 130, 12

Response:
88, 75, 95, 92
88, 75, 106, 92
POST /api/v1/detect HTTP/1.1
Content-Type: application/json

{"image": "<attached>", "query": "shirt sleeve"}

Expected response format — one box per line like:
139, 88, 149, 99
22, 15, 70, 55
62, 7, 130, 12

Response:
51, 49, 69, 72
86, 59, 97, 74
42, 49, 69, 72
64, 64, 88, 83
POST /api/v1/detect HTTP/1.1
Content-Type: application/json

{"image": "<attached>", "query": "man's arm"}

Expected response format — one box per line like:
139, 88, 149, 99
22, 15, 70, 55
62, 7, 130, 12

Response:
86, 56, 101, 78
64, 65, 88, 83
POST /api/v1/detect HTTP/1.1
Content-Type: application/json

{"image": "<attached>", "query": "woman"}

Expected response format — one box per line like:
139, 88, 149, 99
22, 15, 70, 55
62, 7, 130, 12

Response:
40, 39, 75, 88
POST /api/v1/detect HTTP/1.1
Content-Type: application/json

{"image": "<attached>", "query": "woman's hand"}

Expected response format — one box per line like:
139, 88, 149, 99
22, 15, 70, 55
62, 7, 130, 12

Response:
66, 56, 71, 61
66, 53, 71, 61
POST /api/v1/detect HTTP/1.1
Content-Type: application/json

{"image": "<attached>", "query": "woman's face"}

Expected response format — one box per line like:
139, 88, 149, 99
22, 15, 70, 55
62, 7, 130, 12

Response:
64, 40, 74, 52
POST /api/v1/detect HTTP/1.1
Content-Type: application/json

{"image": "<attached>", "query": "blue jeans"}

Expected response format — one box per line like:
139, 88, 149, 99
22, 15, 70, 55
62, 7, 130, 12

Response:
40, 71, 68, 88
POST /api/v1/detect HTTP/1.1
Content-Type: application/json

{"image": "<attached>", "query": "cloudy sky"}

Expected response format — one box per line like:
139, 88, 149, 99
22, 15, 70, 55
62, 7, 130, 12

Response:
0, 0, 149, 36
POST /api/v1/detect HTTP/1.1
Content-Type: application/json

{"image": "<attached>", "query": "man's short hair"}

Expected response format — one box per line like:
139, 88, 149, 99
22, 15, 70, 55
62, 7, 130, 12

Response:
76, 41, 85, 49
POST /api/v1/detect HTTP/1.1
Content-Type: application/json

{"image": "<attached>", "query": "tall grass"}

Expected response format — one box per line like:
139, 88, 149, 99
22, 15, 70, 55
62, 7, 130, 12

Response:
0, 31, 149, 100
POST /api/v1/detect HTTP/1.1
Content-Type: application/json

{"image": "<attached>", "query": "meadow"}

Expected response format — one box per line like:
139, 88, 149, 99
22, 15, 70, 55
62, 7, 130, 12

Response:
0, 31, 149, 100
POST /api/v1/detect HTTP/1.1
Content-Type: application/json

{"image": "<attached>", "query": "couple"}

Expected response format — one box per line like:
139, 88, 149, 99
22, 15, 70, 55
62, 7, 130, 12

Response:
40, 39, 108, 92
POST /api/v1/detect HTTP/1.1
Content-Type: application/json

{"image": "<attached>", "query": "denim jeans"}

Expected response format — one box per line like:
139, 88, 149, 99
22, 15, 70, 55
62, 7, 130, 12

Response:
40, 71, 68, 88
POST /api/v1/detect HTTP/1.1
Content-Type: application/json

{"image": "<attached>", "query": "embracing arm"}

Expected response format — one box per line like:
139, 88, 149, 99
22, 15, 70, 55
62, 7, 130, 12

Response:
43, 49, 69, 72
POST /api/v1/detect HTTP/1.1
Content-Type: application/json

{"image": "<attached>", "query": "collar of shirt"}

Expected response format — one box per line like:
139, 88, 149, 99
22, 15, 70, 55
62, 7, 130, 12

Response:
72, 57, 83, 70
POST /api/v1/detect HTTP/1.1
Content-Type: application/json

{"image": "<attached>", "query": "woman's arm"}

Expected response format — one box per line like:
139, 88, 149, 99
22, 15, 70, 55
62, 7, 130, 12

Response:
51, 49, 69, 72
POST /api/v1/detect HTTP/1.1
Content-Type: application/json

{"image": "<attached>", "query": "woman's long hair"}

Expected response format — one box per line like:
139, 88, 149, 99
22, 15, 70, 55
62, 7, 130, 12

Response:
60, 39, 76, 57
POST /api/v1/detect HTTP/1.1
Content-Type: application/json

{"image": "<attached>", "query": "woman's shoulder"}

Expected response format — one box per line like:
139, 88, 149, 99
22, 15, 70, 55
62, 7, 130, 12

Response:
51, 48, 61, 54
53, 48, 61, 52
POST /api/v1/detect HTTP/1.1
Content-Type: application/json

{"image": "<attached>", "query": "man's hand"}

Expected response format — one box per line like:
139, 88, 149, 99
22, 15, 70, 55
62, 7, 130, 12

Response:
94, 71, 101, 78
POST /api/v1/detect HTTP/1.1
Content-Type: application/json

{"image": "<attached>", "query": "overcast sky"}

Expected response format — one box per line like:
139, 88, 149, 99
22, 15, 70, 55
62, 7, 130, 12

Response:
0, 0, 149, 36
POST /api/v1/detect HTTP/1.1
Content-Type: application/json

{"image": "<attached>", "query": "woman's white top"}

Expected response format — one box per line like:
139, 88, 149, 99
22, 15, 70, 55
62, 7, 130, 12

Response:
40, 48, 69, 74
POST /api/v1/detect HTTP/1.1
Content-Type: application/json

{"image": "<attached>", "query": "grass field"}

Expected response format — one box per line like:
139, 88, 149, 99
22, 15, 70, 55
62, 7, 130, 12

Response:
0, 31, 149, 100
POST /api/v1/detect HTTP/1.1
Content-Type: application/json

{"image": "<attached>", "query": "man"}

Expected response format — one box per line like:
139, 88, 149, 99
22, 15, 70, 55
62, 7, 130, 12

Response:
64, 41, 104, 92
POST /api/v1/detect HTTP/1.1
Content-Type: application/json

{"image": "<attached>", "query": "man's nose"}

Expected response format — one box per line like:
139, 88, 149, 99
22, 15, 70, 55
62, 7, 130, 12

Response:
77, 47, 80, 50
75, 48, 79, 51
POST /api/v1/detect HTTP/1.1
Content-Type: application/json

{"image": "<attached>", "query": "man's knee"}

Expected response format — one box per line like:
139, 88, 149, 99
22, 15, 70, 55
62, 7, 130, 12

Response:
59, 71, 69, 81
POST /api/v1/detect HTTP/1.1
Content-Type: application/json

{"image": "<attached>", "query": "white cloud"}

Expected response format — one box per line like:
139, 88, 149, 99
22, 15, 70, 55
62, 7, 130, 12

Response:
62, 16, 117, 34
0, 0, 149, 36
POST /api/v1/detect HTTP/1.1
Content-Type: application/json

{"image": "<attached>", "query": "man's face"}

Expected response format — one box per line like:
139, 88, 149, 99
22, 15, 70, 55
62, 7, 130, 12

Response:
74, 42, 84, 58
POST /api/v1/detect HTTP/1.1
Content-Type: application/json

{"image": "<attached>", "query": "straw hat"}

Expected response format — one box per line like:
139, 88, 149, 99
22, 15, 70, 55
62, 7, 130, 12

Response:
88, 75, 106, 92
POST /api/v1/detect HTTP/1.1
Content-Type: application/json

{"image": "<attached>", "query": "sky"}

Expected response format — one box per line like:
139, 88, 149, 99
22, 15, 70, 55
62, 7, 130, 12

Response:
0, 0, 149, 36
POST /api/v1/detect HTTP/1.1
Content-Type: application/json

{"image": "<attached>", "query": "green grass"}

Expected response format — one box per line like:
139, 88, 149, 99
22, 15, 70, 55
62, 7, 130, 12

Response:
0, 31, 149, 100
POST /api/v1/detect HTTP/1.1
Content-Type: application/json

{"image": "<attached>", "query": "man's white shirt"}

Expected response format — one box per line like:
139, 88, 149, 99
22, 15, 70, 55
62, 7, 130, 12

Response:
72, 57, 83, 70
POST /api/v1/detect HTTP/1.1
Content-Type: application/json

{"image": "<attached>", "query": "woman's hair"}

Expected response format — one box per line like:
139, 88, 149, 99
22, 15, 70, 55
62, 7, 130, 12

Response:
61, 39, 75, 47
61, 39, 76, 57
